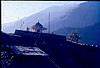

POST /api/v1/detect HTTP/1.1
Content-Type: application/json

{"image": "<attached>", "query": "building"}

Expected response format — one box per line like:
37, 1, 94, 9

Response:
31, 21, 47, 33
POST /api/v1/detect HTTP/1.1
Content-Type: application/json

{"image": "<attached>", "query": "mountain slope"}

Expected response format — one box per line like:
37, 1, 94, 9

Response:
54, 22, 100, 45
2, 4, 77, 33
2, 1, 100, 45
2, 1, 100, 33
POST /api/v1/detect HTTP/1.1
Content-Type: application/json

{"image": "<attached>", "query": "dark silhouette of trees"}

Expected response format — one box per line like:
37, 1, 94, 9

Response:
67, 32, 80, 43
26, 27, 30, 31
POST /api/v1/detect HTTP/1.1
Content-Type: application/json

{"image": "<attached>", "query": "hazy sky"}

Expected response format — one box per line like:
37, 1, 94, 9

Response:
1, 1, 86, 24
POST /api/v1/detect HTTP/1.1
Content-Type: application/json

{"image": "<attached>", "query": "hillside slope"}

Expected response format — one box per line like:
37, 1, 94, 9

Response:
54, 22, 100, 45
3, 1, 100, 33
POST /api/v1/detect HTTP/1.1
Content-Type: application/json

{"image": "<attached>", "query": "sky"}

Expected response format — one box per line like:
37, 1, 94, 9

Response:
1, 1, 86, 25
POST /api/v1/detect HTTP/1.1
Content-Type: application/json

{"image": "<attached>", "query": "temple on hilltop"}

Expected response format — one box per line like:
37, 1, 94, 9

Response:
31, 21, 47, 33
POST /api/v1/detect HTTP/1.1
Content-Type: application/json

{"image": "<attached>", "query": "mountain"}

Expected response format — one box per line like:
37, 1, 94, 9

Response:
54, 1, 100, 45
2, 1, 100, 45
2, 4, 78, 33
60, 1, 100, 27
79, 22, 100, 45
54, 22, 100, 45
2, 1, 100, 33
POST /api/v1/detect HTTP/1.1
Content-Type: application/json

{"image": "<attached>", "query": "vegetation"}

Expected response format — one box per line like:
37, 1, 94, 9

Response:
67, 32, 80, 43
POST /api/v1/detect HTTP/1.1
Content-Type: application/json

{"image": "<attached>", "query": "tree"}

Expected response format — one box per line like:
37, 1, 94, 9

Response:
26, 27, 30, 31
67, 32, 80, 43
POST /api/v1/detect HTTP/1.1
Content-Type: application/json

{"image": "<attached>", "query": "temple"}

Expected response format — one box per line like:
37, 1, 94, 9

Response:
31, 21, 47, 33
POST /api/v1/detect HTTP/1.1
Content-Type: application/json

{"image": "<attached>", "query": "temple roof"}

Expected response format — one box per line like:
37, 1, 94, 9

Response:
35, 22, 43, 28
32, 22, 47, 30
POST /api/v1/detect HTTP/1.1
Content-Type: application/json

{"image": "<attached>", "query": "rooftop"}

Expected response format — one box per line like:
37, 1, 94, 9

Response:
11, 46, 48, 56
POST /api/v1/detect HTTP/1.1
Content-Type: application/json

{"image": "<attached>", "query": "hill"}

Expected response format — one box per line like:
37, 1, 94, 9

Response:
2, 3, 77, 33
2, 1, 100, 45
54, 22, 100, 45
2, 1, 100, 32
